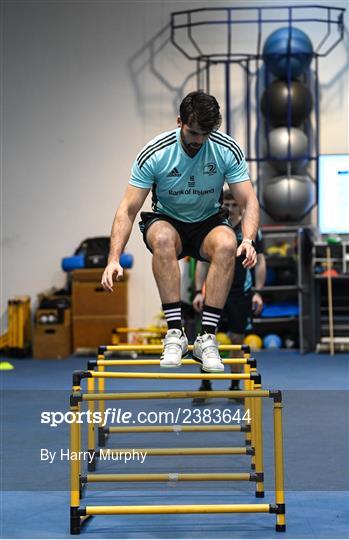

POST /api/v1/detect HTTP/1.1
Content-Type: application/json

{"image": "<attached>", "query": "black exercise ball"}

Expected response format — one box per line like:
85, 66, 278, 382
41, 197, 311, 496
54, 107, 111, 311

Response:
261, 80, 313, 127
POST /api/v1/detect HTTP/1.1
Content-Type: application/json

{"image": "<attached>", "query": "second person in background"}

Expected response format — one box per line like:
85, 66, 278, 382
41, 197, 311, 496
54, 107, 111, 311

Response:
192, 190, 266, 403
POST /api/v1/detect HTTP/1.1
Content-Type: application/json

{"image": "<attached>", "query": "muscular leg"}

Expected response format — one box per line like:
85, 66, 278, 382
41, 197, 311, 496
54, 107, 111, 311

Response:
146, 220, 183, 304
200, 226, 237, 308
192, 227, 237, 390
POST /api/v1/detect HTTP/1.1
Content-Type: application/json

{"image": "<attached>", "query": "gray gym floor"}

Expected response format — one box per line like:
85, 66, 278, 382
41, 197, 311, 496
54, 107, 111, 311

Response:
1, 351, 348, 538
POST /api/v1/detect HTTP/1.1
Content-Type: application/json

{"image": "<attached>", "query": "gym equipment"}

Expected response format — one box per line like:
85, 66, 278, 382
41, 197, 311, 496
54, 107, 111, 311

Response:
243, 334, 263, 351
36, 305, 67, 325
69, 342, 285, 534
88, 344, 255, 452
91, 349, 259, 485
266, 243, 290, 257
261, 303, 299, 318
263, 334, 283, 349
261, 80, 313, 127
0, 296, 31, 356
37, 312, 59, 325
168, 5, 345, 223
317, 336, 349, 353
216, 332, 232, 345
0, 361, 14, 370
265, 127, 308, 172
322, 268, 339, 277
216, 332, 233, 358
62, 255, 85, 271
262, 27, 313, 79
283, 334, 297, 349
314, 264, 325, 275
325, 237, 341, 355
262, 175, 315, 222
62, 252, 133, 272
111, 326, 167, 347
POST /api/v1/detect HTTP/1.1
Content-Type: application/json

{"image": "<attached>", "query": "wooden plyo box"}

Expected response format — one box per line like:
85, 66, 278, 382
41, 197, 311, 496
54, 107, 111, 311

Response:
33, 309, 72, 359
71, 269, 128, 351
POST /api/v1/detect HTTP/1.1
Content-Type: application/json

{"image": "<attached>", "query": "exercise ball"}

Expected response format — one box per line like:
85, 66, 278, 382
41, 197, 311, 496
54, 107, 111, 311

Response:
120, 253, 134, 269
265, 127, 308, 172
243, 334, 263, 351
216, 332, 232, 345
263, 334, 282, 349
216, 332, 232, 358
261, 80, 313, 127
263, 27, 313, 78
263, 175, 315, 222
283, 334, 298, 349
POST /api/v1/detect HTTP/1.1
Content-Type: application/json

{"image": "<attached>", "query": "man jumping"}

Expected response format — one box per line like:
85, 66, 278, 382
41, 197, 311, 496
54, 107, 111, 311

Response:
101, 90, 259, 373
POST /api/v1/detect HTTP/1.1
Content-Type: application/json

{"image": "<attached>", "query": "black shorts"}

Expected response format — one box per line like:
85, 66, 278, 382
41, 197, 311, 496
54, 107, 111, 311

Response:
139, 210, 234, 262
218, 290, 253, 335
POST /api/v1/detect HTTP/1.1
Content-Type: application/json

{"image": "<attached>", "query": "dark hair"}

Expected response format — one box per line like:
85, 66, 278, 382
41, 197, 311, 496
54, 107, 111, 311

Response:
179, 90, 222, 132
223, 189, 234, 200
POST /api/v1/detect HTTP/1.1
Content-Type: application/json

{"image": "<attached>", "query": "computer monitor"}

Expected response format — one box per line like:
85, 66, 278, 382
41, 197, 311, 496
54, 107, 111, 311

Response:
318, 153, 349, 234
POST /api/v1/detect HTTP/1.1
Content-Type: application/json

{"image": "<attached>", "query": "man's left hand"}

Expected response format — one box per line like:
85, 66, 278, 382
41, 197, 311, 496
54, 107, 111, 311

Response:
252, 292, 263, 315
236, 240, 257, 269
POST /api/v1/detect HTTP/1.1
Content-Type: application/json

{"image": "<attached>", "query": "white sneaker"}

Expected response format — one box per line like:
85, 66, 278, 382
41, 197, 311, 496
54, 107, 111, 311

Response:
160, 329, 188, 368
192, 334, 224, 373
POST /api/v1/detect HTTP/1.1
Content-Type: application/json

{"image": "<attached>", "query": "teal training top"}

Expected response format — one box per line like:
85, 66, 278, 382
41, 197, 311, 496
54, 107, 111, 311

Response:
129, 128, 250, 223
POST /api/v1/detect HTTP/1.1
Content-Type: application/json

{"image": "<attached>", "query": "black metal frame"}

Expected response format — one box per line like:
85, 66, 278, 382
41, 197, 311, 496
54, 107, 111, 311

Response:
170, 5, 345, 218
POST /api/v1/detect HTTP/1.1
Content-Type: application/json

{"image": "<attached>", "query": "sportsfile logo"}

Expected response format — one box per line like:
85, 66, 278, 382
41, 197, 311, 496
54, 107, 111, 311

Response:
40, 407, 251, 427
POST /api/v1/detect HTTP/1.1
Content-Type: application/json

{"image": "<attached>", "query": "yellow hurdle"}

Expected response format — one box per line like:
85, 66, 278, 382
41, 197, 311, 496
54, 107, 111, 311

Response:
85, 367, 256, 452
98, 344, 250, 352
70, 384, 285, 534
82, 390, 268, 401
89, 370, 252, 380
69, 344, 286, 535
87, 344, 255, 464
95, 358, 249, 366
85, 472, 253, 482
274, 401, 286, 532
95, 446, 252, 456
107, 424, 248, 433
84, 503, 272, 515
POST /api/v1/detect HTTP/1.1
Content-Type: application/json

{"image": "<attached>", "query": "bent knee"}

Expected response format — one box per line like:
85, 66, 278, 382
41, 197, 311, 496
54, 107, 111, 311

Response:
146, 223, 180, 253
150, 233, 177, 252
212, 234, 237, 258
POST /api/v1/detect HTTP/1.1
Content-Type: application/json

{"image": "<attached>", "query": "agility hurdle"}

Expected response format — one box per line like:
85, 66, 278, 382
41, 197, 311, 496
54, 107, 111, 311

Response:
87, 343, 256, 455
78, 369, 263, 495
70, 372, 285, 534
84, 358, 258, 473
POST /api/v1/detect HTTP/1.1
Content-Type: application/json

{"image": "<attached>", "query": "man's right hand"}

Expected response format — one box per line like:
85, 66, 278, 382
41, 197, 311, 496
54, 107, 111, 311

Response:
192, 292, 205, 313
101, 260, 123, 292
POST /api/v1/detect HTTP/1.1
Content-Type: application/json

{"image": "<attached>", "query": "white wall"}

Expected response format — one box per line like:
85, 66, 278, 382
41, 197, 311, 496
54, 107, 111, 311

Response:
2, 0, 348, 330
